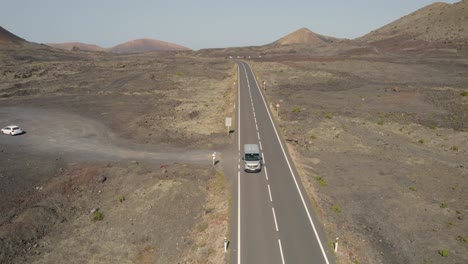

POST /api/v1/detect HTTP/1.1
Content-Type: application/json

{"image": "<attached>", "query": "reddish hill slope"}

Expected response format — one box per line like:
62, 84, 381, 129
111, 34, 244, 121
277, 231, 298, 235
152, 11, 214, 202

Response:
47, 42, 105, 52
359, 1, 468, 46
109, 38, 191, 53
0, 26, 26, 45
272, 28, 339, 45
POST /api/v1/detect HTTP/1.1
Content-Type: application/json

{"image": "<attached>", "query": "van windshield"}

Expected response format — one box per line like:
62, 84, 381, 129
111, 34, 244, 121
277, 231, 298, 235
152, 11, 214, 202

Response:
245, 153, 260, 161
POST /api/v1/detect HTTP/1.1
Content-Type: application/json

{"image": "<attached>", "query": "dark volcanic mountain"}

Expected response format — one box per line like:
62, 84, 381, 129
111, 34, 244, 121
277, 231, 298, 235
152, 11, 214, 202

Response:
358, 1, 468, 46
0, 26, 26, 45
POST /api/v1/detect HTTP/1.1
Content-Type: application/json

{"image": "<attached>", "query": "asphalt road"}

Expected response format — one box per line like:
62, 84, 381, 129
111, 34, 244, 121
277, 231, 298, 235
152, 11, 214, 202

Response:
231, 61, 334, 264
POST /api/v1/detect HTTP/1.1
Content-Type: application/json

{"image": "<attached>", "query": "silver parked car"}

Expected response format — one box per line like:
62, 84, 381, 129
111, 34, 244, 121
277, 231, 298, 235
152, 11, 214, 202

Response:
1, 125, 24, 136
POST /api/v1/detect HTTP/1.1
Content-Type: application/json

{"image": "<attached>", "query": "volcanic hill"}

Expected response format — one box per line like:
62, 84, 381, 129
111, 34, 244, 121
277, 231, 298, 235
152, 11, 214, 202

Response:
359, 0, 468, 46
272, 27, 339, 45
108, 38, 191, 53
0, 26, 26, 45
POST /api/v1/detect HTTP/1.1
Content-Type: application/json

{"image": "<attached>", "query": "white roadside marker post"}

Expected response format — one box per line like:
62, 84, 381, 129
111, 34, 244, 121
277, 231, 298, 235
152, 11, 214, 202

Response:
212, 152, 216, 166
334, 237, 339, 253
224, 237, 228, 253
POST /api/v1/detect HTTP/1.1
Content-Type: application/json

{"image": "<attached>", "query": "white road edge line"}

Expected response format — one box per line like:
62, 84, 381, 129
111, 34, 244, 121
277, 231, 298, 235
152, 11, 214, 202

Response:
237, 171, 241, 264
238, 63, 241, 153
278, 239, 286, 264
237, 62, 241, 264
259, 140, 263, 151
264, 166, 269, 180
245, 62, 331, 264
272, 207, 279, 232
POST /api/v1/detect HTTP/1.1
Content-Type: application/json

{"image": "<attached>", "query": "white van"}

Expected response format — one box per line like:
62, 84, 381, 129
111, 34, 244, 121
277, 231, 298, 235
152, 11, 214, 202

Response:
243, 144, 262, 172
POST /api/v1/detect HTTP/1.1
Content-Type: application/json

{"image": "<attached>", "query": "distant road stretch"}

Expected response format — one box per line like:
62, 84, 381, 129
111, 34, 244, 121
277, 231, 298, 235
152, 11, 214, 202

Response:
231, 61, 334, 264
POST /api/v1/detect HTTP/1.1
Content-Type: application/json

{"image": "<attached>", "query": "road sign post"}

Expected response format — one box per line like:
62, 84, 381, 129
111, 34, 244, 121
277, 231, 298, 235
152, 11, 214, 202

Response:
225, 117, 232, 135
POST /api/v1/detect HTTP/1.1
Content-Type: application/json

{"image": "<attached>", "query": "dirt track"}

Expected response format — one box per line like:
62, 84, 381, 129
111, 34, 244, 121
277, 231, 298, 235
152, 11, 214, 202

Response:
0, 106, 212, 163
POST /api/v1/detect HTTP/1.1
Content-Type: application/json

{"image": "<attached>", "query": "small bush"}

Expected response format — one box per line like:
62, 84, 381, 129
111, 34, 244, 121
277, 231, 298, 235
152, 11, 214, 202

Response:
418, 139, 425, 144
91, 211, 104, 222
409, 186, 417, 192
451, 146, 459, 151
292, 107, 301, 113
118, 195, 125, 203
331, 204, 341, 213
377, 120, 384, 126
460, 91, 468, 96
428, 124, 437, 130
440, 203, 448, 208
324, 113, 333, 119
438, 249, 448, 257
456, 235, 467, 243
315, 176, 328, 187
175, 71, 184, 77
310, 134, 317, 139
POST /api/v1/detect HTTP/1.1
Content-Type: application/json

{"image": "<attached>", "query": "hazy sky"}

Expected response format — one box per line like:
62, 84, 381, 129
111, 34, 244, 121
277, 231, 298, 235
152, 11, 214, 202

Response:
0, 0, 460, 50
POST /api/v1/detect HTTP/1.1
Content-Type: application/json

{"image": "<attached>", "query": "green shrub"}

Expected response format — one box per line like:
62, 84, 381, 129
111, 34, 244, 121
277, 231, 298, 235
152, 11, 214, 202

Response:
310, 134, 317, 139
91, 211, 104, 222
377, 120, 384, 125
460, 91, 468, 96
451, 146, 459, 151
292, 107, 301, 113
331, 204, 341, 213
409, 186, 417, 192
438, 249, 448, 257
118, 195, 125, 202
418, 139, 425, 144
315, 176, 328, 187
440, 203, 448, 208
324, 113, 333, 119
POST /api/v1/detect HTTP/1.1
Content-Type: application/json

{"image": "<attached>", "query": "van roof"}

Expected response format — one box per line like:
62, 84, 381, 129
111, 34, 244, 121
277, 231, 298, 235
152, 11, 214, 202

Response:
244, 144, 259, 153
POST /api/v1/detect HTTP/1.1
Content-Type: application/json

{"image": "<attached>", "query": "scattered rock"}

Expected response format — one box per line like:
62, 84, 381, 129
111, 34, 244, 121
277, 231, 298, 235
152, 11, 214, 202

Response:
90, 208, 99, 214
286, 138, 299, 143
392, 86, 401, 92
188, 110, 199, 119
98, 175, 107, 183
